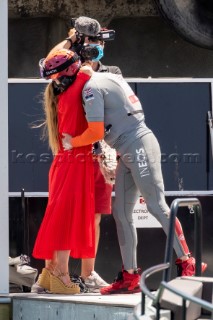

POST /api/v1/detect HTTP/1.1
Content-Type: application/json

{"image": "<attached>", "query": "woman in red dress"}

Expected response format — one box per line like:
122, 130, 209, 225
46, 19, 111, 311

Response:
32, 49, 95, 294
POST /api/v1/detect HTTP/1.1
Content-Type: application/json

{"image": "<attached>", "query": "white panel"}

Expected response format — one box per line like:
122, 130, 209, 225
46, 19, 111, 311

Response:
0, 0, 9, 294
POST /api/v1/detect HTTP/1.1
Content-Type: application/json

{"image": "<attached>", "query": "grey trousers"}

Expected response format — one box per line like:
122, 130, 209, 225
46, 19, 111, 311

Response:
113, 132, 186, 270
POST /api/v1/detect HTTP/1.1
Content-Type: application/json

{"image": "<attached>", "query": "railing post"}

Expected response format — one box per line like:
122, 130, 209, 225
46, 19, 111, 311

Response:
163, 200, 178, 282
141, 292, 146, 315
21, 188, 26, 254
182, 298, 187, 320
140, 263, 169, 315
194, 205, 202, 276
163, 198, 202, 282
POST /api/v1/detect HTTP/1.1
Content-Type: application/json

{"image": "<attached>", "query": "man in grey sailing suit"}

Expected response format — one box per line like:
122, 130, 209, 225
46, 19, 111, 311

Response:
62, 70, 207, 294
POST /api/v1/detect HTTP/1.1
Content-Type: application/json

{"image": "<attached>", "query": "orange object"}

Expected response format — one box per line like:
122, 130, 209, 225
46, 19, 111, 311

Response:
71, 121, 105, 147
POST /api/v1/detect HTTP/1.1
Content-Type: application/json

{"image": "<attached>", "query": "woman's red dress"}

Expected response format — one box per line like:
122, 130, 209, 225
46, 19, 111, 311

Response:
33, 72, 95, 259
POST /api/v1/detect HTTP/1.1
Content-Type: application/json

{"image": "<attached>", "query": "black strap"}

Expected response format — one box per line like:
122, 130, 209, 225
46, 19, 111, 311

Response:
43, 54, 79, 78
127, 110, 144, 116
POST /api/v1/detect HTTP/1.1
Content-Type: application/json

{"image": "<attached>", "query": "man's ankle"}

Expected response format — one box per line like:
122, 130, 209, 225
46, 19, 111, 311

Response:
179, 253, 191, 261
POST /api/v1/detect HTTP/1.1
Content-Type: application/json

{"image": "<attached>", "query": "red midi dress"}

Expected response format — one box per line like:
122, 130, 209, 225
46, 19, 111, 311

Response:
33, 72, 95, 260
93, 160, 113, 214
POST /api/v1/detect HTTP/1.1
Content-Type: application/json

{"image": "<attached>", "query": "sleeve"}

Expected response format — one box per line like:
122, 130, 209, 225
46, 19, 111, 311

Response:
82, 80, 105, 122
71, 121, 104, 147
71, 79, 105, 148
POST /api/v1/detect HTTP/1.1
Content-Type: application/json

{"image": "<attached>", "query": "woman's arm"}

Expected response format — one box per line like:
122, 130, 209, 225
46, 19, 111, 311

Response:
48, 28, 77, 56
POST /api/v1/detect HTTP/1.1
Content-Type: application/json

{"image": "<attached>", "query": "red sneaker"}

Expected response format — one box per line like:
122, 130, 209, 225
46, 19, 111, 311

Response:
100, 269, 141, 295
175, 256, 207, 276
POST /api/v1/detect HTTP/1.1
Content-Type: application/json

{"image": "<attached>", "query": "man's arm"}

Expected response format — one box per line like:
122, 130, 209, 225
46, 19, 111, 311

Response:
63, 79, 105, 149
62, 121, 105, 150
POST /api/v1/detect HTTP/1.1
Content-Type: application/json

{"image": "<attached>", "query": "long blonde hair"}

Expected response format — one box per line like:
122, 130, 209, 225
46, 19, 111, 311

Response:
42, 83, 59, 155
38, 65, 93, 154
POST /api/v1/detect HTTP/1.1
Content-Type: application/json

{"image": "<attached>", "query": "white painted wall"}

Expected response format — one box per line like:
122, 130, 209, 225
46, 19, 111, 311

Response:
0, 0, 9, 294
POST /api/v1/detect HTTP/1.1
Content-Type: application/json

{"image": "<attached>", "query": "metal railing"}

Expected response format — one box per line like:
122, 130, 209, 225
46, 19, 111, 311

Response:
139, 197, 211, 319
156, 280, 213, 319
140, 262, 213, 319
164, 198, 203, 282
141, 262, 170, 316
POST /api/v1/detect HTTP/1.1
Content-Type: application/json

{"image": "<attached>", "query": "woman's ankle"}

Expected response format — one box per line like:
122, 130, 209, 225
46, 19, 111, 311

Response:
53, 268, 71, 285
45, 263, 55, 273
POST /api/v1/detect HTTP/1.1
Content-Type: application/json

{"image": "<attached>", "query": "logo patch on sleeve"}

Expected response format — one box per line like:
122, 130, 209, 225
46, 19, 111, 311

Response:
84, 87, 94, 101
129, 94, 139, 104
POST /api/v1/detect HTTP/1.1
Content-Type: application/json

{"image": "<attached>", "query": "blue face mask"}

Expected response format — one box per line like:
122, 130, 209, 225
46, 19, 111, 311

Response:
89, 44, 104, 61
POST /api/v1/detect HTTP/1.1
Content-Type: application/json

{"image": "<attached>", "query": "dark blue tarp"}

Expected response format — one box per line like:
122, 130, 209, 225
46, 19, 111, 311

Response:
9, 81, 213, 192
